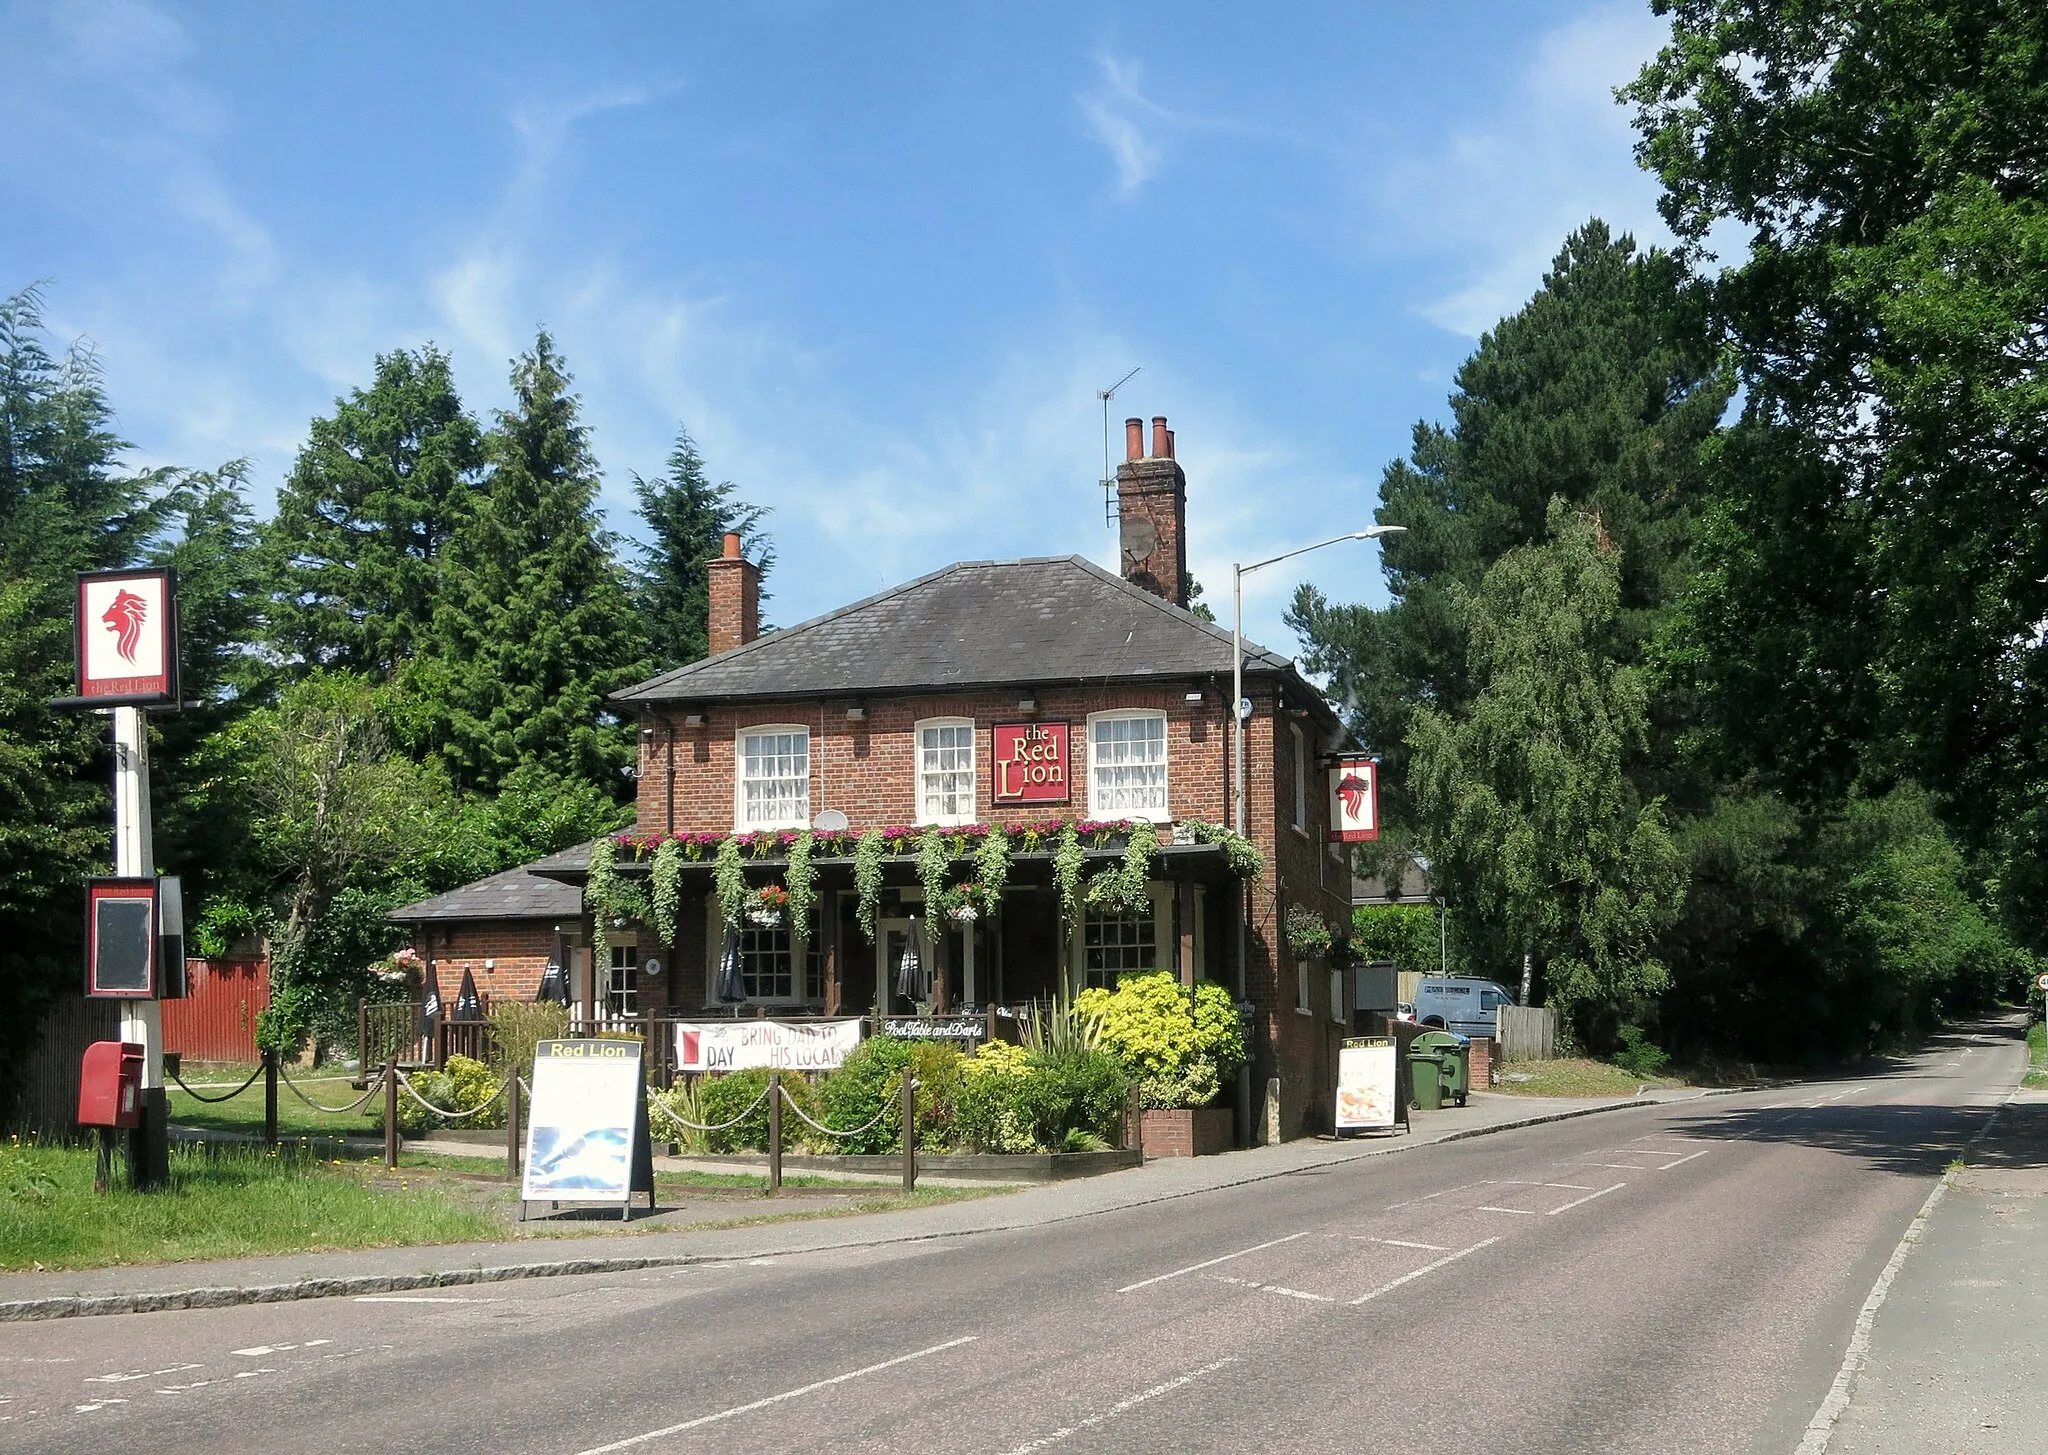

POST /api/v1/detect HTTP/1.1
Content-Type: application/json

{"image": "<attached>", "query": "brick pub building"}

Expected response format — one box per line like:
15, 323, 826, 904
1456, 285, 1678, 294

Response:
393, 417, 1358, 1141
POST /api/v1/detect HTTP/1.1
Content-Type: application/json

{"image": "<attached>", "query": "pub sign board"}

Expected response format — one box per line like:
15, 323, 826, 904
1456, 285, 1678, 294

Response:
86, 877, 159, 998
1327, 756, 1380, 843
76, 568, 179, 706
992, 721, 1069, 805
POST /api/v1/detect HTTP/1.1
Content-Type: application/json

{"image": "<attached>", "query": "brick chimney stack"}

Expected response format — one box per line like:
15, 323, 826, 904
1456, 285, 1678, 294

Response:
1116, 414, 1189, 608
706, 531, 761, 655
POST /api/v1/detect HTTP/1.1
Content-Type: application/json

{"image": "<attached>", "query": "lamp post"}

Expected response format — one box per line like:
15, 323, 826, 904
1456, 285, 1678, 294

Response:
1229, 524, 1405, 1145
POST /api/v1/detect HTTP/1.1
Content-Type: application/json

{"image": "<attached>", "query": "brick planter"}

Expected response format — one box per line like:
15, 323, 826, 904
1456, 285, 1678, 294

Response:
1141, 1106, 1235, 1157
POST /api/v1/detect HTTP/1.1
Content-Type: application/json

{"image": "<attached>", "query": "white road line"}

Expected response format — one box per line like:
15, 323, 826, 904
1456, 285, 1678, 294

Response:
84, 1364, 202, 1383
1205, 1275, 1334, 1303
1383, 1179, 1490, 1211
1487, 1179, 1595, 1190
568, 1336, 978, 1455
1547, 1182, 1627, 1215
1476, 1206, 1538, 1215
1358, 1238, 1448, 1252
992, 1358, 1239, 1455
1658, 1149, 1711, 1170
352, 1296, 501, 1304
1116, 1231, 1313, 1294
1349, 1238, 1500, 1305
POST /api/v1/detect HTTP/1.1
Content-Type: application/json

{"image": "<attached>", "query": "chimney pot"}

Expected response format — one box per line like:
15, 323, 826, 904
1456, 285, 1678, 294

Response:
1165, 428, 1175, 459
1151, 416, 1169, 458
1125, 417, 1144, 462
722, 531, 741, 560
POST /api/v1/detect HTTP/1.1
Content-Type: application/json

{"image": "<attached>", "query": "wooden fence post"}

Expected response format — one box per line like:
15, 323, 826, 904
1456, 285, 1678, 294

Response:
383, 1060, 399, 1170
263, 1048, 278, 1147
504, 1070, 522, 1182
767, 1070, 783, 1196
900, 1075, 917, 1194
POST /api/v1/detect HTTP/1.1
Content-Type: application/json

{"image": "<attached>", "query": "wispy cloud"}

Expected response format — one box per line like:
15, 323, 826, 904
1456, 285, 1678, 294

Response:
1079, 56, 1169, 196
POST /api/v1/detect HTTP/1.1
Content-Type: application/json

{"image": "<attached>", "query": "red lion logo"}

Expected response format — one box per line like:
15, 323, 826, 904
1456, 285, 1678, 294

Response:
102, 589, 148, 664
1336, 772, 1372, 821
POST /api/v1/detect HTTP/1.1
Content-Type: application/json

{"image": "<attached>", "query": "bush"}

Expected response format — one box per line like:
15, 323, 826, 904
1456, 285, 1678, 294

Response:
1611, 1025, 1669, 1079
694, 1067, 815, 1153
489, 1002, 569, 1081
1077, 972, 1243, 1109
649, 1079, 710, 1154
955, 1041, 1130, 1153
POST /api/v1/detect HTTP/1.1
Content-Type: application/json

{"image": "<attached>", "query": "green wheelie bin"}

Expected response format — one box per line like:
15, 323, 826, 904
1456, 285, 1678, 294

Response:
1411, 1030, 1469, 1107
1406, 1042, 1446, 1111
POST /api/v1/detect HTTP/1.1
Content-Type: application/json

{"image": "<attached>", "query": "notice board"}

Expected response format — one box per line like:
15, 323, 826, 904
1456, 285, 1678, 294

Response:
1335, 1037, 1399, 1133
521, 1039, 654, 1215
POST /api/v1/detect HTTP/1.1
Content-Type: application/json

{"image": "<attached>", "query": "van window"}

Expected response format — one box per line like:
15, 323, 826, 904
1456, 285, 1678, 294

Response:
1481, 990, 1511, 1010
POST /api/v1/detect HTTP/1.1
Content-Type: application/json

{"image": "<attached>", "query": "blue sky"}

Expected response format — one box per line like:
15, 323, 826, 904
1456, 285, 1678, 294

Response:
2, 0, 1679, 660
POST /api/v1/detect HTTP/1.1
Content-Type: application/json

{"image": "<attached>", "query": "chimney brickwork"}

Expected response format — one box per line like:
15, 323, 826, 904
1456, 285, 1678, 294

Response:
1117, 414, 1189, 609
706, 531, 761, 655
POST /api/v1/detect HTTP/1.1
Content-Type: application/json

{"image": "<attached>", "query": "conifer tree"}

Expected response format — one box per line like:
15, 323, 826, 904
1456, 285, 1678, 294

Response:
417, 332, 646, 793
633, 427, 771, 670
265, 346, 483, 677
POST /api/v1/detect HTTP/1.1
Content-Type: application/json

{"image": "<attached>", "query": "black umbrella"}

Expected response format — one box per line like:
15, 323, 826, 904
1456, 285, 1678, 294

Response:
454, 966, 483, 1021
714, 925, 747, 1005
895, 915, 925, 1003
535, 958, 571, 1006
416, 961, 443, 1051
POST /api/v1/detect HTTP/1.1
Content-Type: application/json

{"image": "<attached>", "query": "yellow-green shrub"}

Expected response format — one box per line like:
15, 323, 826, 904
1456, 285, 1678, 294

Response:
1076, 972, 1244, 1108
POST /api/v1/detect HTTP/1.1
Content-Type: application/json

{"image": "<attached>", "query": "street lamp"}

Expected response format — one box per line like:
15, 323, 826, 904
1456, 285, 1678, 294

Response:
1231, 527, 1406, 836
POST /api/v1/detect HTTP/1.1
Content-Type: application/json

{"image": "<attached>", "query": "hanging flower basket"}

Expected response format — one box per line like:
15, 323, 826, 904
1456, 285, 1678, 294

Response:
746, 884, 791, 927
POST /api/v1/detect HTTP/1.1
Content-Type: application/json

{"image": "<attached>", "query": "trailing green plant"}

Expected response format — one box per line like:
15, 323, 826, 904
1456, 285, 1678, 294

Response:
853, 829, 887, 943
586, 836, 618, 967
973, 824, 1011, 912
651, 837, 684, 947
1085, 818, 1158, 914
1053, 822, 1086, 928
1076, 971, 1245, 1109
1285, 903, 1335, 960
1177, 818, 1264, 878
916, 827, 953, 917
714, 834, 747, 927
785, 830, 816, 941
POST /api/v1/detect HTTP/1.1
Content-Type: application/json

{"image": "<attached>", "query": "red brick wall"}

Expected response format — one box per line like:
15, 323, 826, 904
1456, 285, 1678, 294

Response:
409, 921, 557, 1005
707, 553, 761, 656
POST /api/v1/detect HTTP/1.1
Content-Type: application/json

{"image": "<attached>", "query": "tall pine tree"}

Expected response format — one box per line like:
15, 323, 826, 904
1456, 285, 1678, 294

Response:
633, 427, 772, 670
265, 346, 483, 677
416, 332, 646, 793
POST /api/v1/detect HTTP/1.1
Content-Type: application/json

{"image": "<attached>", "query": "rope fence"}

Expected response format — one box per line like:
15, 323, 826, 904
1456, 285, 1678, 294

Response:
276, 1061, 383, 1115
166, 1064, 263, 1104
774, 1077, 901, 1141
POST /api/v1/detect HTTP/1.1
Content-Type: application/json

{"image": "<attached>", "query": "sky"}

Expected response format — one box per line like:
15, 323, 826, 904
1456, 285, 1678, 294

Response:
1, 0, 1681, 662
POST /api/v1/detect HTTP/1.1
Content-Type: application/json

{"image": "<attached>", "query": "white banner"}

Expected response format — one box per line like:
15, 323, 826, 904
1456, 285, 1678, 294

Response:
676, 1019, 863, 1073
1335, 1038, 1398, 1132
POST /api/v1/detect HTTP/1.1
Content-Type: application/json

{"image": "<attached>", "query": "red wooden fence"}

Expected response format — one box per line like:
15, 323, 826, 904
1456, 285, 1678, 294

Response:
162, 958, 269, 1063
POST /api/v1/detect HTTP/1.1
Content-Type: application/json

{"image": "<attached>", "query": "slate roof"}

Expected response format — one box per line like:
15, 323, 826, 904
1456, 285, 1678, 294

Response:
612, 555, 1300, 705
387, 856, 589, 924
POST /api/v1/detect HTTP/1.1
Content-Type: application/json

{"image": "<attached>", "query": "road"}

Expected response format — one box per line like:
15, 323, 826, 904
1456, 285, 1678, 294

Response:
0, 1025, 2020, 1455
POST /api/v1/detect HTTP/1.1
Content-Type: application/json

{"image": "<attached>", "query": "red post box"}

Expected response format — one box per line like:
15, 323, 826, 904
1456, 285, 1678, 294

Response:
78, 1040, 145, 1129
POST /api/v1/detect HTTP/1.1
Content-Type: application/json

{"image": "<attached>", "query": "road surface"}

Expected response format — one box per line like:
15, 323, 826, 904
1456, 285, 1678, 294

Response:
0, 1024, 2020, 1454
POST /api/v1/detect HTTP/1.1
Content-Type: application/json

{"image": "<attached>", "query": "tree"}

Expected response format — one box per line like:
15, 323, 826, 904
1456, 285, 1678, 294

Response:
415, 333, 647, 793
633, 428, 771, 670
1626, 0, 2048, 933
1407, 502, 1685, 1038
1289, 222, 1730, 817
265, 346, 483, 677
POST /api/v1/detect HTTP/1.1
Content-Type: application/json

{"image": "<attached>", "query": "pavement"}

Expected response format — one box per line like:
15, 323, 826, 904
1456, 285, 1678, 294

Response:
3, 1083, 1702, 1317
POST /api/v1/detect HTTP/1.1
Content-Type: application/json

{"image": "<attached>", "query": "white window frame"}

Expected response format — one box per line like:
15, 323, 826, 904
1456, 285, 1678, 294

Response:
1085, 709, 1171, 822
1072, 883, 1171, 990
914, 717, 978, 826
607, 934, 640, 1020
701, 898, 823, 1008
734, 724, 810, 831
1291, 721, 1308, 831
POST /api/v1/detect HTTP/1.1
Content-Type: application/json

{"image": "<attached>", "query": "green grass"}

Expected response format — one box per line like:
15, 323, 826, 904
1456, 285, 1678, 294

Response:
0, 1136, 498, 1272
1486, 1058, 1681, 1098
2024, 1020, 2048, 1089
168, 1068, 382, 1141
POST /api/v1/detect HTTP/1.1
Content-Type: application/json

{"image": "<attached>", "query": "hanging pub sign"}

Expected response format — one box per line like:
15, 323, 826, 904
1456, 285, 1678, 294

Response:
1327, 756, 1380, 843
992, 721, 1069, 804
76, 568, 179, 706
86, 877, 159, 998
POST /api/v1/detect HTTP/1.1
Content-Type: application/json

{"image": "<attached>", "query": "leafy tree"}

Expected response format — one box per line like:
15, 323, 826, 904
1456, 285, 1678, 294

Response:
1407, 501, 1685, 1038
415, 333, 647, 793
1626, 0, 2048, 933
633, 427, 771, 669
265, 346, 483, 677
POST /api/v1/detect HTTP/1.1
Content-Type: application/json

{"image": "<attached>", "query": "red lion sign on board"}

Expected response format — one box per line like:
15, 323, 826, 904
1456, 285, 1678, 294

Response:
76, 568, 177, 705
1327, 756, 1380, 843
992, 722, 1070, 804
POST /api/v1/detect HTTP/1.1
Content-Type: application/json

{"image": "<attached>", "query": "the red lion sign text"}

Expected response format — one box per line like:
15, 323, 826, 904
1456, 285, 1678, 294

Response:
992, 722, 1070, 804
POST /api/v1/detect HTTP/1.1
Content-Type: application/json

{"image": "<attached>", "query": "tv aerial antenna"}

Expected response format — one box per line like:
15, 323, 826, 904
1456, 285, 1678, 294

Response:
1098, 366, 1140, 526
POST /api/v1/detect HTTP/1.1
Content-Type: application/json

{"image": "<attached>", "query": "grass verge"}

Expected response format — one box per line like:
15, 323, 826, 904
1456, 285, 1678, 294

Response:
1486, 1058, 1681, 1098
2025, 1020, 2048, 1090
0, 1136, 497, 1272
168, 1069, 381, 1141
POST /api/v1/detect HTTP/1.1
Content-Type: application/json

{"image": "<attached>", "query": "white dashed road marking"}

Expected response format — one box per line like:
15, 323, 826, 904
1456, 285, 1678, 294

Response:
1350, 1238, 1501, 1306
1116, 1231, 1314, 1294
992, 1359, 1240, 1455
1205, 1275, 1335, 1303
1547, 1183, 1627, 1215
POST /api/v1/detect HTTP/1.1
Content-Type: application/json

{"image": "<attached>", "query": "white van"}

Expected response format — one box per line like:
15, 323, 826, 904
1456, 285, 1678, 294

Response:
1413, 977, 1518, 1038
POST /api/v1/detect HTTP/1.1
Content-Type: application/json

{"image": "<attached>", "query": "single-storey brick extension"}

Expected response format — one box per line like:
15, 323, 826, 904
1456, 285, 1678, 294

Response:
392, 416, 1360, 1140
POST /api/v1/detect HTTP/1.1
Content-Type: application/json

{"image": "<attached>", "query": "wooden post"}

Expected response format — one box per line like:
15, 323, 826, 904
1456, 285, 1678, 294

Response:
900, 1074, 917, 1193
357, 998, 368, 1076
383, 1060, 399, 1170
263, 1048, 279, 1147
824, 890, 842, 1017
504, 1070, 522, 1182
767, 1070, 783, 1195
1127, 1082, 1144, 1157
